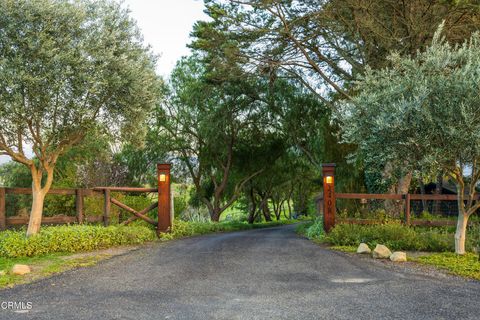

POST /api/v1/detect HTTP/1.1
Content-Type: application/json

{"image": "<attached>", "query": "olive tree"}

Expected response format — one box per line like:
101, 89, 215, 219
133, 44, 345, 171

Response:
0, 0, 160, 236
336, 26, 480, 254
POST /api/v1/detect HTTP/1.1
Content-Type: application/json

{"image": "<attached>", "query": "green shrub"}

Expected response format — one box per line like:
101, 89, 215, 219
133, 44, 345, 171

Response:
0, 225, 156, 258
320, 223, 477, 252
305, 218, 324, 240
295, 222, 312, 236
121, 195, 157, 222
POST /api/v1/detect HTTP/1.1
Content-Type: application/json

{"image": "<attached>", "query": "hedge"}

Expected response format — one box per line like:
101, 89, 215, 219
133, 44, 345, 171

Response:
0, 225, 156, 258
301, 221, 477, 252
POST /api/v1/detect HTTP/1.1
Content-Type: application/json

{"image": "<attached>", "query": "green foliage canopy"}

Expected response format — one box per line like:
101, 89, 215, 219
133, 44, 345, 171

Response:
335, 26, 480, 253
0, 0, 160, 173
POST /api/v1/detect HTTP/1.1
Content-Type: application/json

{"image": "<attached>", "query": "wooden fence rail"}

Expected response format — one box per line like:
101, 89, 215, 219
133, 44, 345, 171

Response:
318, 192, 473, 228
336, 193, 403, 200
319, 163, 478, 232
0, 186, 158, 231
322, 192, 475, 227
0, 163, 172, 234
337, 192, 479, 226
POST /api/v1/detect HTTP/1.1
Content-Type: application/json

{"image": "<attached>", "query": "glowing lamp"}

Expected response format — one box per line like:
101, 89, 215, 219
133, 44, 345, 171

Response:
159, 173, 167, 182
325, 176, 333, 184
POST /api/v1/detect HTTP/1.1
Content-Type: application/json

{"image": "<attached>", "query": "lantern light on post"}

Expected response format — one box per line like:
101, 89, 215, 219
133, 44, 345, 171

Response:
322, 163, 336, 233
159, 174, 166, 182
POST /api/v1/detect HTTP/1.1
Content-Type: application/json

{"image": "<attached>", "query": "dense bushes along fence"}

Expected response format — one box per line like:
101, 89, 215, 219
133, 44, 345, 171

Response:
0, 225, 157, 258
300, 219, 479, 252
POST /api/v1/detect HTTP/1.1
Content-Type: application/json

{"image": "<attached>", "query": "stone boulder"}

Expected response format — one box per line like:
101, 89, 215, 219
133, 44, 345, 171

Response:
12, 264, 31, 276
356, 243, 371, 254
372, 244, 392, 259
390, 251, 407, 262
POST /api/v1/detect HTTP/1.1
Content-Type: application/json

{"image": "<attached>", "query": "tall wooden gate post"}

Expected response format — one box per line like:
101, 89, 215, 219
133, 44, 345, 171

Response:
157, 163, 172, 234
322, 164, 336, 233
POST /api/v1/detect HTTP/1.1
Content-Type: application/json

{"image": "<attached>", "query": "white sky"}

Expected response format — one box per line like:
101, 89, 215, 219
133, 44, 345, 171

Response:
123, 0, 208, 77
0, 0, 207, 165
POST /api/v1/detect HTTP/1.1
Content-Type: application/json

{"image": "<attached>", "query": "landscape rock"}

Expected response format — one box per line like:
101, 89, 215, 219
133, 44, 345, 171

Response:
390, 251, 407, 262
356, 243, 371, 254
12, 264, 31, 276
372, 244, 392, 259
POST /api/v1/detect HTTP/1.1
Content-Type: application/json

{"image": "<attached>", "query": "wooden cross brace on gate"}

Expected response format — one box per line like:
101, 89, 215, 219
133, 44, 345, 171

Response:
93, 163, 172, 235
112, 198, 158, 226
92, 186, 160, 227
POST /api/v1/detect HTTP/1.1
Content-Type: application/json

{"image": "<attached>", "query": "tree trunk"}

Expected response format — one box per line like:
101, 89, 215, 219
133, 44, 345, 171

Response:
211, 208, 221, 222
247, 212, 256, 224
247, 187, 257, 224
454, 212, 469, 254
419, 176, 427, 212
295, 190, 307, 216
385, 171, 412, 218
287, 199, 292, 219
26, 188, 46, 237
280, 199, 287, 219
262, 200, 272, 222
433, 173, 443, 215
272, 198, 281, 220
26, 166, 54, 237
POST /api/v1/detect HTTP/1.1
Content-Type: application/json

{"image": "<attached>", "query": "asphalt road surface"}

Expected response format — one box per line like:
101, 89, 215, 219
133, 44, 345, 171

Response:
1, 225, 479, 320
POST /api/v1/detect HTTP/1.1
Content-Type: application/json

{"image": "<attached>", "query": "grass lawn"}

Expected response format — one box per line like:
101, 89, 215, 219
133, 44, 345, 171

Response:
411, 252, 480, 280
329, 245, 357, 253
326, 244, 480, 280
0, 252, 110, 289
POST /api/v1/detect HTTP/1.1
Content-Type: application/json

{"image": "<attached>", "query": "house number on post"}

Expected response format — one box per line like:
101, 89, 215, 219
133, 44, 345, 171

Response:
322, 163, 336, 233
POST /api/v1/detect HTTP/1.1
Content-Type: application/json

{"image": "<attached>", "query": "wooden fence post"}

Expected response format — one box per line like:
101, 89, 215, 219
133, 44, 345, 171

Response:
405, 193, 411, 226
0, 187, 6, 231
76, 189, 84, 224
322, 164, 336, 233
103, 189, 111, 226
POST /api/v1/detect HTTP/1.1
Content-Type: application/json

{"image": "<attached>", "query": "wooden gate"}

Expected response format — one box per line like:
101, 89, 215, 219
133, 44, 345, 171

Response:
87, 164, 172, 235
0, 163, 172, 235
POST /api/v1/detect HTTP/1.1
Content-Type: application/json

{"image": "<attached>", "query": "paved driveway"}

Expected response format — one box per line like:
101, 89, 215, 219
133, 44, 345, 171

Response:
1, 225, 479, 319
